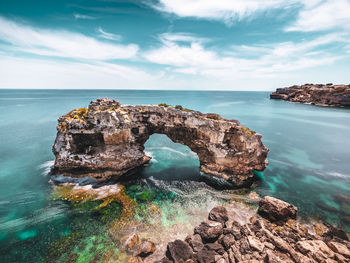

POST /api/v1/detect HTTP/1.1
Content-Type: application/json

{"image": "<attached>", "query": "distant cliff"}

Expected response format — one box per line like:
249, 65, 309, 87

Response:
270, 84, 350, 108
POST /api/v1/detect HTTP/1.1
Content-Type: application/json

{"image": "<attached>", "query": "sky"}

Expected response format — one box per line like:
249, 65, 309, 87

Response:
0, 0, 349, 90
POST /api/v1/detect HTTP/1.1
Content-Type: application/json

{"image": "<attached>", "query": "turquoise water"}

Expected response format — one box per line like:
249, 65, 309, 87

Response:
1, 89, 350, 262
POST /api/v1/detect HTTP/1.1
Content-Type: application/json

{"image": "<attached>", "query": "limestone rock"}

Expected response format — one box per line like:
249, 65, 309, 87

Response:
327, 241, 350, 258
258, 196, 297, 222
52, 98, 269, 187
270, 84, 350, 108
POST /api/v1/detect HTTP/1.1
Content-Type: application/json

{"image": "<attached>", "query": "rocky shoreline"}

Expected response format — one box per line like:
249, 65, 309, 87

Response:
52, 98, 268, 188
127, 196, 350, 263
270, 84, 350, 108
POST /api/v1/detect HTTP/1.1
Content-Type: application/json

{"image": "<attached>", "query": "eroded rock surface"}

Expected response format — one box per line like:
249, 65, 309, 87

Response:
258, 196, 298, 222
159, 198, 350, 263
270, 84, 350, 108
52, 98, 268, 187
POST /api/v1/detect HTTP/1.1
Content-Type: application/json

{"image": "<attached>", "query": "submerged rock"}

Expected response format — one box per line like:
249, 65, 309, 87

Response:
270, 83, 350, 108
258, 196, 297, 222
52, 98, 268, 187
137, 240, 156, 257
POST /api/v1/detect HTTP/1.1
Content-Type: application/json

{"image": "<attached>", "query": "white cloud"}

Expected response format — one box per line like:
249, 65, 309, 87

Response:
151, 0, 302, 24
287, 0, 350, 31
97, 27, 122, 41
0, 55, 161, 89
144, 32, 349, 78
159, 32, 209, 44
0, 16, 138, 60
73, 13, 96, 20
152, 0, 350, 32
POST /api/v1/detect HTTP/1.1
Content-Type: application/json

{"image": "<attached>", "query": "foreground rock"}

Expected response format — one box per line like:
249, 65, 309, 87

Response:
158, 197, 350, 263
259, 196, 297, 222
52, 98, 268, 187
270, 84, 350, 108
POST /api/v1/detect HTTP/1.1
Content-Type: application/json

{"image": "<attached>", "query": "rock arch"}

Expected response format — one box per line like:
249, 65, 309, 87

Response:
52, 98, 268, 187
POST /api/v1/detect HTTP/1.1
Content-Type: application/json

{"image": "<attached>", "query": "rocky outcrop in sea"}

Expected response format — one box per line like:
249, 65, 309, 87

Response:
270, 84, 350, 108
150, 196, 350, 263
52, 98, 268, 187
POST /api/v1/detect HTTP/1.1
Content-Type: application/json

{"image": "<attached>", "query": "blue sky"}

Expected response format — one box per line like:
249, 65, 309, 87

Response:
0, 0, 349, 90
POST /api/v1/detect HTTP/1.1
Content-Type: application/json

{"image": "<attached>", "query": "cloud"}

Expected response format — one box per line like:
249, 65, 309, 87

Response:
97, 27, 122, 41
151, 0, 350, 32
159, 32, 209, 44
150, 0, 302, 24
73, 13, 96, 20
0, 55, 161, 89
144, 32, 349, 78
0, 16, 138, 60
287, 0, 350, 31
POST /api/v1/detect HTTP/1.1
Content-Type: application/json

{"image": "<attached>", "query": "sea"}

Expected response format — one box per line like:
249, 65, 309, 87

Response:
0, 89, 350, 262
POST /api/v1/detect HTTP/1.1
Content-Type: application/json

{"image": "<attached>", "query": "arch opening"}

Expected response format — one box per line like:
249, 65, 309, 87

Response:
142, 134, 201, 182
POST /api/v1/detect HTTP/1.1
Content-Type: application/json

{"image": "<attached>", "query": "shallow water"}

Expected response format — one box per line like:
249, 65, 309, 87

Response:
0, 89, 350, 262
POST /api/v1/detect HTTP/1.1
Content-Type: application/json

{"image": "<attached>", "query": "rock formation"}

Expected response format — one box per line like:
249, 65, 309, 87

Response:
270, 84, 350, 108
157, 196, 350, 263
52, 98, 268, 187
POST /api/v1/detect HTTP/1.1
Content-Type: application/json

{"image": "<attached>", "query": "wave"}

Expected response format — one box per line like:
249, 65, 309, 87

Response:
147, 147, 197, 158
328, 172, 349, 179
38, 160, 54, 176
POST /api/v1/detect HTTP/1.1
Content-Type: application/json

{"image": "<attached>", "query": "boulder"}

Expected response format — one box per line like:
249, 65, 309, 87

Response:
194, 221, 223, 242
208, 206, 228, 224
167, 240, 193, 263
258, 196, 297, 222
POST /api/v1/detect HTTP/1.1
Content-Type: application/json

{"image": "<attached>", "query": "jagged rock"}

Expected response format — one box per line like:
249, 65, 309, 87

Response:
52, 98, 269, 187
196, 247, 216, 263
328, 241, 350, 258
167, 240, 193, 263
270, 84, 350, 108
296, 240, 334, 261
160, 196, 349, 263
137, 240, 156, 257
219, 233, 235, 249
247, 236, 264, 252
186, 234, 204, 252
208, 206, 229, 224
204, 243, 225, 255
323, 223, 349, 241
258, 196, 297, 222
194, 221, 223, 242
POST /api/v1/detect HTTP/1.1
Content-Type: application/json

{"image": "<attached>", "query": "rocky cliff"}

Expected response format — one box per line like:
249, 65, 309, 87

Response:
270, 84, 350, 108
52, 98, 268, 187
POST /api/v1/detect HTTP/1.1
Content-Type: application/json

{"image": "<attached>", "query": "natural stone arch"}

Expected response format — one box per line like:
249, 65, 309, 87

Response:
53, 98, 268, 187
